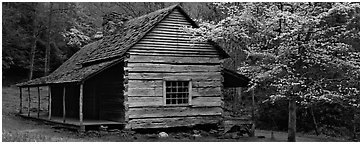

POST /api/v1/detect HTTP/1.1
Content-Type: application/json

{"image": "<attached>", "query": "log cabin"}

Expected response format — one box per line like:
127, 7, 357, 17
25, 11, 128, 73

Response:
16, 4, 250, 132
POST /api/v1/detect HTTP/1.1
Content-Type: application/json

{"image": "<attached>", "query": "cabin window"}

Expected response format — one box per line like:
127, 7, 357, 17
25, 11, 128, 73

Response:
164, 81, 191, 105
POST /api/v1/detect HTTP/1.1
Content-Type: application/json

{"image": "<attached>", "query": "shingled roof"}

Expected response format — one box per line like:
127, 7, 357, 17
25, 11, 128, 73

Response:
17, 4, 230, 87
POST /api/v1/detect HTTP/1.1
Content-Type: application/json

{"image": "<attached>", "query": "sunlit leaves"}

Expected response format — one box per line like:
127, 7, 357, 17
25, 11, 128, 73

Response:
62, 28, 90, 47
186, 2, 359, 109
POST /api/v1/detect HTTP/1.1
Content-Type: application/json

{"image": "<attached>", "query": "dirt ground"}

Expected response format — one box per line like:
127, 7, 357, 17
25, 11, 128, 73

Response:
2, 86, 349, 142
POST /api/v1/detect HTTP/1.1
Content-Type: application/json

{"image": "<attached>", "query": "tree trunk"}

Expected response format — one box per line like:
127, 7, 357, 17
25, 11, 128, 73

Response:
288, 97, 296, 142
44, 2, 53, 76
29, 37, 36, 80
29, 3, 38, 80
310, 106, 319, 136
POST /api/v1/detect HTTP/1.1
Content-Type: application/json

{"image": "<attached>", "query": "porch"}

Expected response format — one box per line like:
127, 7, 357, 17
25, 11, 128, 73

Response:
19, 112, 125, 131
17, 82, 125, 132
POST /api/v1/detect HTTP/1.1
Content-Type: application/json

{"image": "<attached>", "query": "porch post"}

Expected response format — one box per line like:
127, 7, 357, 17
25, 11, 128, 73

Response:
37, 87, 40, 118
79, 83, 85, 132
48, 86, 52, 120
27, 87, 31, 117
19, 87, 22, 114
62, 86, 66, 123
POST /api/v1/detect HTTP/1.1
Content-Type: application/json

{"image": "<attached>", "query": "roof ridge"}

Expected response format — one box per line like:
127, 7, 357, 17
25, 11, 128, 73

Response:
127, 4, 179, 22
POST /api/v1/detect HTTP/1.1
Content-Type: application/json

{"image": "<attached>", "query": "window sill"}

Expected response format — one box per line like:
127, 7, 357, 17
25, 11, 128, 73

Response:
163, 104, 191, 107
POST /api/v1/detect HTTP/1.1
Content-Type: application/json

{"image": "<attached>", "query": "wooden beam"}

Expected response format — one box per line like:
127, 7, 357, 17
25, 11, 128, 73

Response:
134, 42, 211, 49
27, 87, 31, 117
129, 52, 218, 58
131, 46, 216, 52
19, 87, 22, 114
188, 80, 192, 106
62, 86, 66, 123
127, 86, 221, 97
137, 41, 212, 47
37, 87, 40, 118
48, 86, 52, 120
147, 32, 193, 38
128, 55, 220, 64
157, 22, 191, 27
79, 83, 85, 132
128, 106, 222, 119
127, 80, 221, 89
162, 80, 166, 106
128, 96, 221, 108
128, 116, 222, 129
128, 49, 218, 55
128, 72, 222, 81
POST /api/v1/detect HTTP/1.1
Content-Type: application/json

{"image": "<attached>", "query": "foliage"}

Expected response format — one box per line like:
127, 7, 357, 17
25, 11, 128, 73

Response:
185, 2, 359, 139
62, 28, 90, 47
2, 3, 37, 73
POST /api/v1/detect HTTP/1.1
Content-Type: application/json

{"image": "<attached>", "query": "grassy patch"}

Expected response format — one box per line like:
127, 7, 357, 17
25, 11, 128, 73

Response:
2, 130, 51, 142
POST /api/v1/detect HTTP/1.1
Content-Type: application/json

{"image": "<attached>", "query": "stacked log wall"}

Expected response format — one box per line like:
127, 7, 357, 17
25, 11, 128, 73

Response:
124, 9, 223, 129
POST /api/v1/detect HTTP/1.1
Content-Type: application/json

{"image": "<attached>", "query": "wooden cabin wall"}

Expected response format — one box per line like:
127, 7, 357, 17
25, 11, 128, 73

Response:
124, 9, 223, 129
84, 62, 125, 122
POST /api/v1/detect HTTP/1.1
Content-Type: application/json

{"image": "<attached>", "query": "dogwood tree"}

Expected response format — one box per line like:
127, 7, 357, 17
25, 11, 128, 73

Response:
185, 2, 359, 141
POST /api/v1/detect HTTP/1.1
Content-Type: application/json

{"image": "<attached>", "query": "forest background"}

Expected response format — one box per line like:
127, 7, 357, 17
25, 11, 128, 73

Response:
2, 2, 360, 141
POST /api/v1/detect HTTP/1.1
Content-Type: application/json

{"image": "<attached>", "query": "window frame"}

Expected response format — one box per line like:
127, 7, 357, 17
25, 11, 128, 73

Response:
163, 79, 192, 106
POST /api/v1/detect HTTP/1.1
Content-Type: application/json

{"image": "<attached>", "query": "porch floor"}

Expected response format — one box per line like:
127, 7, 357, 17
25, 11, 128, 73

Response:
19, 112, 125, 130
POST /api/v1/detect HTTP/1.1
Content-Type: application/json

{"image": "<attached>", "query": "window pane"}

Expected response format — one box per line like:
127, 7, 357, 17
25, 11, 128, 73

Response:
177, 99, 182, 104
182, 99, 186, 104
165, 81, 190, 105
